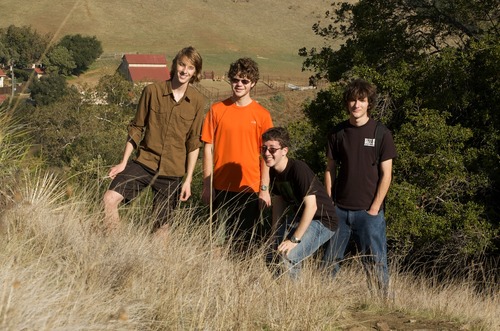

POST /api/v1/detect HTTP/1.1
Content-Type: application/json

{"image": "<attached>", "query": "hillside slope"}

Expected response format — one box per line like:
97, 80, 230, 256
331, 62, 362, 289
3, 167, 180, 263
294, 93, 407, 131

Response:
0, 0, 344, 76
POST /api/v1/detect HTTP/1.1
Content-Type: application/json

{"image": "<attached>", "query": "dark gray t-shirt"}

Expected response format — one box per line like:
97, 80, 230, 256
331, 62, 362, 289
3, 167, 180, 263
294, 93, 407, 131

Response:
270, 159, 338, 231
326, 118, 397, 210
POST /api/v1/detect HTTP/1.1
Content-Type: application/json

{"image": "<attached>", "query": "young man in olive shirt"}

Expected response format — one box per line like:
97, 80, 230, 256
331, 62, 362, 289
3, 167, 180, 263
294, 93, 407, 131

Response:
103, 46, 206, 233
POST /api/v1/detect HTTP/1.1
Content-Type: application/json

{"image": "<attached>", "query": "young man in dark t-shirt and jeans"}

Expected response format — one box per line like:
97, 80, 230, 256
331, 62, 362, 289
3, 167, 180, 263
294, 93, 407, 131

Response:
262, 127, 338, 279
323, 79, 397, 298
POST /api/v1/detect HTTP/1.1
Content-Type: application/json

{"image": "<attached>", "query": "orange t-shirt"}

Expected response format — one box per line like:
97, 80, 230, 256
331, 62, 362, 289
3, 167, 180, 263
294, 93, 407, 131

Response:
201, 98, 273, 193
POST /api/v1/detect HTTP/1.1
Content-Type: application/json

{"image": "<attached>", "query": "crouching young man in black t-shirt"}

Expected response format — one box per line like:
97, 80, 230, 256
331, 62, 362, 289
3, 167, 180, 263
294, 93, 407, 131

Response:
262, 127, 338, 279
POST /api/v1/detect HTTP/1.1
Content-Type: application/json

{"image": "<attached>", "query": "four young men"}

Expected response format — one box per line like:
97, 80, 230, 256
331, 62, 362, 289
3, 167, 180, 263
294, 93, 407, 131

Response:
103, 47, 396, 293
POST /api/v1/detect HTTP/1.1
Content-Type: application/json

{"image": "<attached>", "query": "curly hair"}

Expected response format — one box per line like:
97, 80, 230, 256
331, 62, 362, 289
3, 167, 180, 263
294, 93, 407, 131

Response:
228, 57, 259, 83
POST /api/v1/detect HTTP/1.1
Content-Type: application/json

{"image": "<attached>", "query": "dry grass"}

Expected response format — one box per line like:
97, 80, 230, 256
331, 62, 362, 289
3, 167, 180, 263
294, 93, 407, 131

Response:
0, 0, 347, 76
0, 168, 498, 330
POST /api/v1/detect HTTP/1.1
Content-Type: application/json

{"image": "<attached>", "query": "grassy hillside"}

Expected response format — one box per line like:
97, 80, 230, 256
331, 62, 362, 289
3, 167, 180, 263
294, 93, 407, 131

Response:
0, 0, 341, 77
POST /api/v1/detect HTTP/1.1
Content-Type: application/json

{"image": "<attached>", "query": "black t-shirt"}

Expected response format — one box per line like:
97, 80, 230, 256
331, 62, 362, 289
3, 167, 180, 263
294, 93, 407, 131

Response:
326, 118, 397, 210
270, 158, 337, 231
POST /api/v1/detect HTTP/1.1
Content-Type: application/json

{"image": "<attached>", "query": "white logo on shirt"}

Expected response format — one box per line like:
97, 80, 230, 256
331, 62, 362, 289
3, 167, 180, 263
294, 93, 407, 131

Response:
364, 138, 375, 147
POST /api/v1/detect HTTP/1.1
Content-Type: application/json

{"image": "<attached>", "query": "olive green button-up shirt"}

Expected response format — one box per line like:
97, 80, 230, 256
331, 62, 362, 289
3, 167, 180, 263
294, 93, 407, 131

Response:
127, 80, 206, 177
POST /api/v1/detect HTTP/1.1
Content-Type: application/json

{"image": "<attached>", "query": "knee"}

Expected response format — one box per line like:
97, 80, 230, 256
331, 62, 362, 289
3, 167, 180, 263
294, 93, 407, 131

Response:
103, 190, 123, 208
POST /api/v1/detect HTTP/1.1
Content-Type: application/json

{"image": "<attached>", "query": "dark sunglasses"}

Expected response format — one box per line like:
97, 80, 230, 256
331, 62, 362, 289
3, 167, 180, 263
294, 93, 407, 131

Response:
261, 146, 282, 155
231, 78, 252, 85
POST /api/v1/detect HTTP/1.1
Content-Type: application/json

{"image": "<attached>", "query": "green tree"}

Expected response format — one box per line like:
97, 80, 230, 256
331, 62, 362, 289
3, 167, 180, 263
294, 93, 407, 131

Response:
17, 94, 134, 182
298, 0, 499, 260
96, 73, 135, 106
43, 45, 76, 76
57, 34, 103, 75
0, 25, 50, 68
29, 75, 71, 106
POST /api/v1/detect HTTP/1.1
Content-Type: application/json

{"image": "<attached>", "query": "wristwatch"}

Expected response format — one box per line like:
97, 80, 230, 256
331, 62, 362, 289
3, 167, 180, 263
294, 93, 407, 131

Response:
290, 236, 301, 244
260, 185, 268, 191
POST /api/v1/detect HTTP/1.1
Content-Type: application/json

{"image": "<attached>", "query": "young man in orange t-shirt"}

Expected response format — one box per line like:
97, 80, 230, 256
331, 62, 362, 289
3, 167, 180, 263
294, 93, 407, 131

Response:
201, 57, 273, 253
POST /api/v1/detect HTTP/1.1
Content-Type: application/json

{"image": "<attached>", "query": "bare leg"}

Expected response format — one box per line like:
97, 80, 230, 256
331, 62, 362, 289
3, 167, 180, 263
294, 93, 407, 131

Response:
103, 190, 124, 232
153, 223, 171, 241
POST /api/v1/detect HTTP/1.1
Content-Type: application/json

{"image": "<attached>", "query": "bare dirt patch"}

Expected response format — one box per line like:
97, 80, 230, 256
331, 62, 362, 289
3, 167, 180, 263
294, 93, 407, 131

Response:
346, 310, 466, 330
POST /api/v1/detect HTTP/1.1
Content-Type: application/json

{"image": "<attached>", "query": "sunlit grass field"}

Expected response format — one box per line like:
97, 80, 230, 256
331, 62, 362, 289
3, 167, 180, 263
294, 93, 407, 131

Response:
0, 114, 499, 330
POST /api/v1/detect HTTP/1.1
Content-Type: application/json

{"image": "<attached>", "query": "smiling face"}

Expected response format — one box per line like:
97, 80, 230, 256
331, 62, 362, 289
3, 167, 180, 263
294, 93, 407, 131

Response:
261, 139, 288, 172
175, 56, 196, 85
231, 73, 255, 100
347, 96, 370, 122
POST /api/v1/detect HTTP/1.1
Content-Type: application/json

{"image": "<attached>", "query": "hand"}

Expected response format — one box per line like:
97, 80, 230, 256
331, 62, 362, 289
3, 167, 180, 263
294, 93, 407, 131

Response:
108, 163, 127, 179
366, 207, 379, 216
277, 240, 298, 256
258, 190, 271, 209
179, 181, 191, 201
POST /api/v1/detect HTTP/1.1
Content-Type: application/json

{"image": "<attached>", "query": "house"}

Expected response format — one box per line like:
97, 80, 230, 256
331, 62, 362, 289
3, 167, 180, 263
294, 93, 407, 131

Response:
34, 67, 45, 79
23, 64, 45, 80
0, 69, 6, 88
118, 54, 170, 84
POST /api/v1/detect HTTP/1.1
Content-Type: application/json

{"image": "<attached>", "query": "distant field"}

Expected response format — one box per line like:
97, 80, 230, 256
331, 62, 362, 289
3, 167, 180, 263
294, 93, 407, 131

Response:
0, 0, 347, 78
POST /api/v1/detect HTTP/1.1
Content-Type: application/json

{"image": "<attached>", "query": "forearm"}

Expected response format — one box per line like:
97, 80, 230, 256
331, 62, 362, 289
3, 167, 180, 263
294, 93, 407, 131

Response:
291, 196, 316, 239
202, 143, 213, 179
324, 158, 336, 198
260, 158, 270, 187
119, 141, 135, 164
184, 148, 200, 183
369, 159, 393, 212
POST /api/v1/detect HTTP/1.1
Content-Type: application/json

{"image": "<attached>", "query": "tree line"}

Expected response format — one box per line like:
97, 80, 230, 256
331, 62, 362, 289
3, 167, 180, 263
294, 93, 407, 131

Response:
293, 0, 499, 276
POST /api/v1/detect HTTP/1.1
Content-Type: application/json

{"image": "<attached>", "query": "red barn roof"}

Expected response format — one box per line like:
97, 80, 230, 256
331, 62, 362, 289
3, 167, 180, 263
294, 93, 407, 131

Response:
0, 69, 6, 77
123, 54, 168, 65
128, 67, 170, 83
119, 54, 170, 83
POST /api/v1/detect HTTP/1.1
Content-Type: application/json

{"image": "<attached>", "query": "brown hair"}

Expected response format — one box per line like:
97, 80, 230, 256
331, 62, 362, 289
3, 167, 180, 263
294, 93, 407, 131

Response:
228, 57, 260, 83
262, 127, 290, 149
170, 46, 203, 83
343, 78, 377, 115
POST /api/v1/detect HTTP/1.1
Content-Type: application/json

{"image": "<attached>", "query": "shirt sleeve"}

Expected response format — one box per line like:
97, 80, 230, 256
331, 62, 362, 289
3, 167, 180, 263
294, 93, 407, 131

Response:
127, 85, 150, 148
380, 130, 398, 162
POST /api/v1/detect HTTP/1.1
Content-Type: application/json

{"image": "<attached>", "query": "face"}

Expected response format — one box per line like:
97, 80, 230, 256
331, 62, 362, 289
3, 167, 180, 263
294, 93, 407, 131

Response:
231, 74, 255, 99
347, 96, 369, 120
175, 56, 196, 84
261, 140, 287, 171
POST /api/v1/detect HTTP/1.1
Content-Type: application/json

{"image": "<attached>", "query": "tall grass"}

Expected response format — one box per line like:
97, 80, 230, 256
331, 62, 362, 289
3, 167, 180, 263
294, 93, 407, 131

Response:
0, 117, 499, 330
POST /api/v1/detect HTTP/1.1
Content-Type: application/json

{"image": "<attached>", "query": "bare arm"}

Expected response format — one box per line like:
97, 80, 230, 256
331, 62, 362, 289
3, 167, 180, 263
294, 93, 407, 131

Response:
201, 143, 214, 204
108, 141, 135, 179
179, 148, 200, 201
324, 158, 337, 198
277, 195, 317, 255
367, 159, 393, 215
259, 158, 271, 207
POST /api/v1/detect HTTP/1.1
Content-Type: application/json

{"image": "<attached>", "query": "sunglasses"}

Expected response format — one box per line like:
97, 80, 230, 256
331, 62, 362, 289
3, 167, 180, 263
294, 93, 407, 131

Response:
261, 146, 282, 155
231, 78, 252, 85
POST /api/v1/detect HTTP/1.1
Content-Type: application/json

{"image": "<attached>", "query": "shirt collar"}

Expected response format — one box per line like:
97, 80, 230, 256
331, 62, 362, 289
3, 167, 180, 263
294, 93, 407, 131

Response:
162, 80, 193, 102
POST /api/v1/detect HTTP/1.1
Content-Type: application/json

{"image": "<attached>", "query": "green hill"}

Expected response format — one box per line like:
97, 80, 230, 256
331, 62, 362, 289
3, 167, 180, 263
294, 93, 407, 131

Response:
0, 0, 343, 77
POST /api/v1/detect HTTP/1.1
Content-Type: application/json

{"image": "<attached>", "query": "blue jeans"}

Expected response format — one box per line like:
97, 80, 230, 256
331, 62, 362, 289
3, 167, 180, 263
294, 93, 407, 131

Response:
275, 218, 335, 279
323, 206, 389, 295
